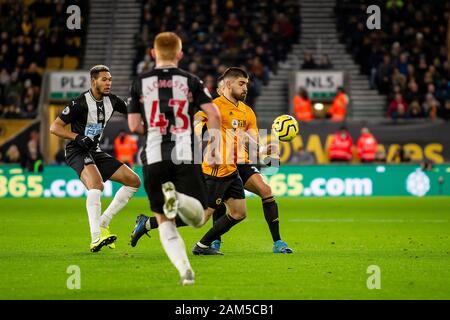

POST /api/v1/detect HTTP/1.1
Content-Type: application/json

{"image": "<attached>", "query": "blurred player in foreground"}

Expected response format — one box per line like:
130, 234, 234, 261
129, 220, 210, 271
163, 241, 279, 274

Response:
127, 32, 221, 285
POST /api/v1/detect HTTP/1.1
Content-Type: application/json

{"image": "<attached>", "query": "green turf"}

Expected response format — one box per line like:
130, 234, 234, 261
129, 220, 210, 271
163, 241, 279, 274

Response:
0, 197, 449, 299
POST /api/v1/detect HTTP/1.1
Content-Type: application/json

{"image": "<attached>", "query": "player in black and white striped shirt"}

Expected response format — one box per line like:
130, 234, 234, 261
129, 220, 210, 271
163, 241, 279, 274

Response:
128, 32, 221, 285
50, 65, 141, 252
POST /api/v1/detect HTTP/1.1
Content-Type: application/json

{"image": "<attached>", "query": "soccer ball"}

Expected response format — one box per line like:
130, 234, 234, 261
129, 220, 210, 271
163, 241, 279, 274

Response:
272, 115, 299, 141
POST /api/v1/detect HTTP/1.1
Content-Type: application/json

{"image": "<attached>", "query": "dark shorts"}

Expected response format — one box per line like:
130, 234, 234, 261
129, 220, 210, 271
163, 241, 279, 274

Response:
204, 171, 245, 209
237, 163, 260, 186
143, 161, 208, 214
65, 146, 123, 182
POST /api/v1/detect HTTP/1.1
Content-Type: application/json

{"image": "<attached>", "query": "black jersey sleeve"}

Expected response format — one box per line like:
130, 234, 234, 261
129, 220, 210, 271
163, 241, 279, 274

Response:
111, 94, 128, 114
58, 98, 84, 124
192, 77, 212, 108
128, 78, 142, 114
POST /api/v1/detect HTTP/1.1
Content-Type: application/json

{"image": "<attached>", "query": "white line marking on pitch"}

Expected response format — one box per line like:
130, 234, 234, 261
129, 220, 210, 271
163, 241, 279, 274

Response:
289, 219, 449, 223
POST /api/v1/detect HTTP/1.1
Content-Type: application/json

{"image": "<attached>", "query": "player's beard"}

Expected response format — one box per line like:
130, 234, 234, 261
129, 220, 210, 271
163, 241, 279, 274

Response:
96, 84, 109, 97
232, 89, 247, 102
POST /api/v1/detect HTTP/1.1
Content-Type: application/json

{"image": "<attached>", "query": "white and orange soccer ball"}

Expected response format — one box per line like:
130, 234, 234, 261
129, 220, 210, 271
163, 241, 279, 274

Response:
271, 114, 299, 141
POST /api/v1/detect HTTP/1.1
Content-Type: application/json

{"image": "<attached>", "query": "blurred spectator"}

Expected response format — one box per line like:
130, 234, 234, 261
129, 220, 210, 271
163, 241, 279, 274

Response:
391, 145, 411, 163
356, 127, 378, 163
436, 78, 450, 102
291, 145, 316, 164
318, 54, 333, 69
327, 87, 349, 122
3, 144, 21, 164
389, 84, 402, 102
407, 100, 424, 118
387, 93, 408, 119
328, 127, 353, 162
301, 52, 317, 69
377, 55, 393, 94
420, 161, 433, 172
404, 80, 421, 104
22, 86, 38, 118
202, 74, 218, 98
114, 130, 138, 167
397, 52, 409, 76
53, 147, 66, 165
422, 93, 440, 119
391, 68, 407, 91
250, 56, 269, 86
406, 64, 416, 83
293, 87, 313, 122
24, 130, 43, 172
438, 100, 450, 121
375, 149, 387, 163
136, 53, 154, 74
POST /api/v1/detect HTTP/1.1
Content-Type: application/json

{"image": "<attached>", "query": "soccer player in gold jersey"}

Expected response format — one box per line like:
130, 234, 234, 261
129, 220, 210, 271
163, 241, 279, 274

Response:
196, 72, 293, 254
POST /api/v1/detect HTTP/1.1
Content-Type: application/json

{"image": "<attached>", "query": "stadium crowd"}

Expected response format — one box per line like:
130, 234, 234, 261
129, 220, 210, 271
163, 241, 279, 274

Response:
0, 0, 87, 119
336, 0, 450, 120
0, 128, 43, 171
134, 0, 300, 107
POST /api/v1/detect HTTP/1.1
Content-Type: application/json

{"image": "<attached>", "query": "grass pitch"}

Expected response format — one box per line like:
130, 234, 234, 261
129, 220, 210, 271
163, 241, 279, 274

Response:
0, 197, 449, 300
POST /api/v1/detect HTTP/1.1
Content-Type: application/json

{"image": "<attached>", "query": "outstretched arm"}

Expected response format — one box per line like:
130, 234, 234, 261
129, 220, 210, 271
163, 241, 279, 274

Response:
50, 117, 77, 140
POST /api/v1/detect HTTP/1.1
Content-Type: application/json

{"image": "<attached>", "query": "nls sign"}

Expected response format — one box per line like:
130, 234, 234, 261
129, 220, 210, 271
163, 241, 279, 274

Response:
295, 71, 344, 100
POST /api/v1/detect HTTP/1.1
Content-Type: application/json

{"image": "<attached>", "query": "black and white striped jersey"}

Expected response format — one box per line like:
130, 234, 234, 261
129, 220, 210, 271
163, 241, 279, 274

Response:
128, 67, 212, 165
58, 89, 127, 151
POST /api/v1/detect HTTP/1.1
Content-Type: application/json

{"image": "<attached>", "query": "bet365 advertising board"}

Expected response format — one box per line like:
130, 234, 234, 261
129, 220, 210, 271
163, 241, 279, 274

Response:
0, 164, 448, 199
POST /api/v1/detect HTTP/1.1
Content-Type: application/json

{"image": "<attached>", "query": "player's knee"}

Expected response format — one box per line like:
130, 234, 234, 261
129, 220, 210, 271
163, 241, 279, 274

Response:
81, 174, 104, 191
229, 209, 246, 220
129, 173, 141, 189
234, 212, 247, 221
90, 181, 104, 191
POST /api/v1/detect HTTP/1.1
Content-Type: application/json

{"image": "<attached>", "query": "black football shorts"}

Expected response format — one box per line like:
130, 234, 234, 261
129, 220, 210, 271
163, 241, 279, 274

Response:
65, 146, 123, 182
204, 171, 245, 209
237, 163, 261, 186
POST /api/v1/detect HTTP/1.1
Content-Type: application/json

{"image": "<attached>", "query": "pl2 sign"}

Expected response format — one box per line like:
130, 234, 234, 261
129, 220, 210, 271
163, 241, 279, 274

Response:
49, 71, 90, 100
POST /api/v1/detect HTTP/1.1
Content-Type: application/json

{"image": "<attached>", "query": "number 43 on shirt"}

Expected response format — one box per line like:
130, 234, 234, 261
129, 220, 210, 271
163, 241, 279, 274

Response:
149, 99, 189, 134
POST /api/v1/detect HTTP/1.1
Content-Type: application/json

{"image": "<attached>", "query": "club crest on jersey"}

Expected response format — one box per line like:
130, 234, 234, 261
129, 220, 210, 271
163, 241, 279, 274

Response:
231, 119, 239, 129
62, 106, 70, 115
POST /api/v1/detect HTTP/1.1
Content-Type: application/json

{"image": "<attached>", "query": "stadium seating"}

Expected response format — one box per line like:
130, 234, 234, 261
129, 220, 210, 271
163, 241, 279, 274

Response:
46, 57, 62, 70
62, 56, 80, 70
135, 0, 300, 107
34, 17, 51, 32
336, 0, 450, 120
0, 0, 87, 119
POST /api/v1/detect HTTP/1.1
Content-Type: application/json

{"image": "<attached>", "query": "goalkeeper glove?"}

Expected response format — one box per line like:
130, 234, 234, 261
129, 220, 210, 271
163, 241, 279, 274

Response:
75, 134, 95, 150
